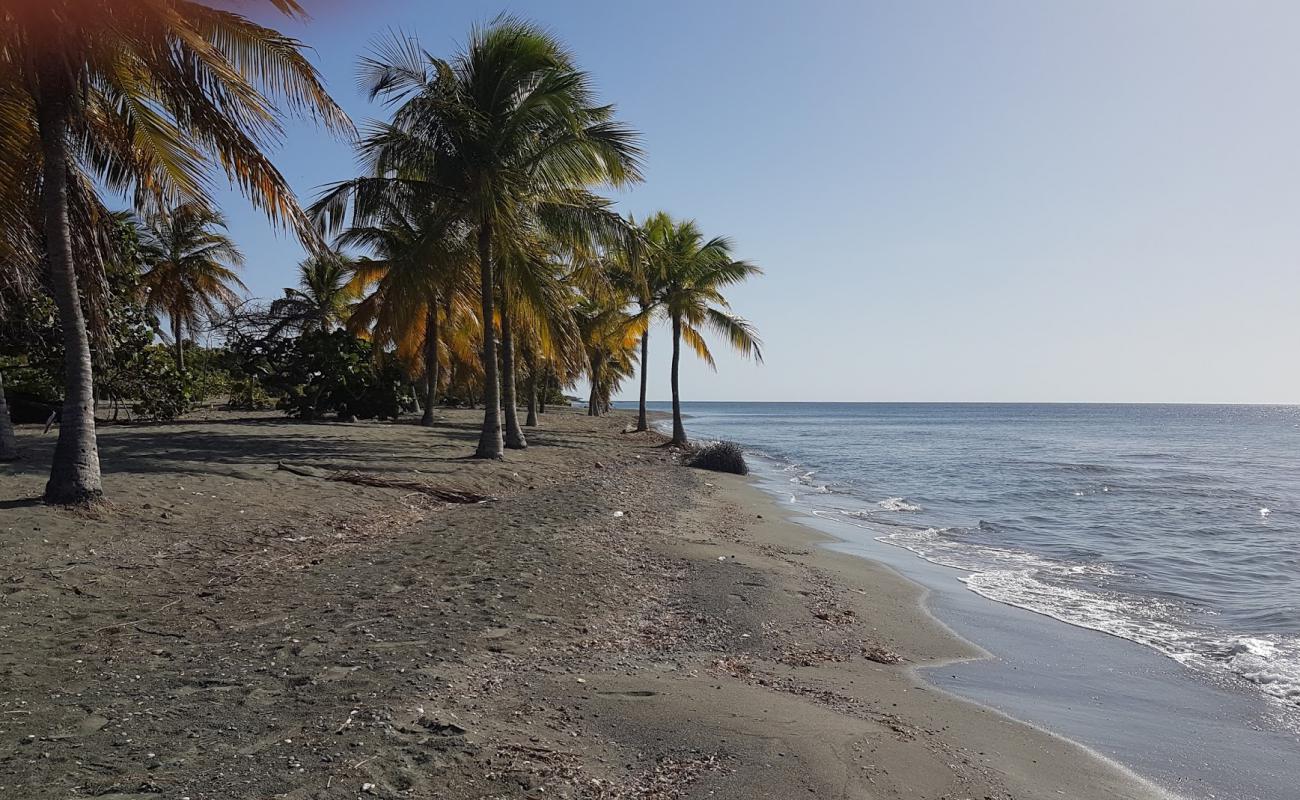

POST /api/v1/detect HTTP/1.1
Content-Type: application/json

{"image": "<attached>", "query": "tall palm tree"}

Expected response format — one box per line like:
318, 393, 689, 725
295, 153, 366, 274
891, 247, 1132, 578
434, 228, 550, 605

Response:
650, 213, 763, 446
0, 0, 349, 504
317, 19, 642, 458
270, 251, 358, 335
139, 202, 246, 374
607, 221, 662, 432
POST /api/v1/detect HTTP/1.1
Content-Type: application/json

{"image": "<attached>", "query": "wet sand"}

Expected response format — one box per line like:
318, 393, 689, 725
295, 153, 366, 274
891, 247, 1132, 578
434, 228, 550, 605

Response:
0, 409, 1172, 798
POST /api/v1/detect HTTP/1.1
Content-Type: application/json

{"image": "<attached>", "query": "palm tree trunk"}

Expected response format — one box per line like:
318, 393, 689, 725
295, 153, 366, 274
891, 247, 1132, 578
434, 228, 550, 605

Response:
587, 353, 602, 417
0, 370, 19, 462
525, 356, 538, 427
538, 367, 547, 415
636, 329, 650, 432
421, 302, 439, 427
474, 222, 504, 458
38, 86, 103, 503
670, 314, 687, 446
499, 289, 526, 449
172, 315, 185, 374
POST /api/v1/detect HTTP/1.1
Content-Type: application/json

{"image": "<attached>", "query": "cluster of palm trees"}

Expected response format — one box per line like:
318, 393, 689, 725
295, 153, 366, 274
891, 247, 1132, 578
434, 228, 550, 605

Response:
0, 3, 762, 504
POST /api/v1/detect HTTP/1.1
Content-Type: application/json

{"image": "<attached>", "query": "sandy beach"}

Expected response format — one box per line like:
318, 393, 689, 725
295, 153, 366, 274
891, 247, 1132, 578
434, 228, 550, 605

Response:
0, 409, 1171, 799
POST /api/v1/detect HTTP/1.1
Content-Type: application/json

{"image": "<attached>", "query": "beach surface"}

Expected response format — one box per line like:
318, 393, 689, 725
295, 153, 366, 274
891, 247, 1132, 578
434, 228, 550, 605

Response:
0, 409, 1170, 799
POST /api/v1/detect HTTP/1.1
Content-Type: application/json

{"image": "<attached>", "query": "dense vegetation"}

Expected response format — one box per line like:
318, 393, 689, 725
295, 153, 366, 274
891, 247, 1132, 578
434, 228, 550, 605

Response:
0, 4, 763, 504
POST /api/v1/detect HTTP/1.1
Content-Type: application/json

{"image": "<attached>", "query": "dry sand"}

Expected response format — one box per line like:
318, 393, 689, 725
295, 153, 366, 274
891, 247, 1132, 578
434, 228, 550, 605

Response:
0, 408, 1173, 799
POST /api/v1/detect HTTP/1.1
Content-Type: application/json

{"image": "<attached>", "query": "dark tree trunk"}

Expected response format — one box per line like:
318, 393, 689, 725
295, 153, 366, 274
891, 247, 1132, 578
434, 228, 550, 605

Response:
172, 315, 185, 375
670, 315, 687, 446
636, 328, 650, 432
0, 370, 19, 462
525, 358, 538, 427
421, 302, 439, 427
538, 367, 547, 415
474, 223, 504, 458
587, 353, 602, 417
499, 289, 526, 449
38, 86, 103, 503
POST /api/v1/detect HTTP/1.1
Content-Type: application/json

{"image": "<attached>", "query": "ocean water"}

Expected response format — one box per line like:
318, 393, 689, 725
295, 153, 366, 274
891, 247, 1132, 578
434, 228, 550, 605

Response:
634, 402, 1300, 724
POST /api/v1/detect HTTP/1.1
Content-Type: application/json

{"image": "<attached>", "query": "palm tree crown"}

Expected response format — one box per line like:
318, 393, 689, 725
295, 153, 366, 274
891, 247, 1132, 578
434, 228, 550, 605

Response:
139, 202, 246, 373
271, 251, 358, 335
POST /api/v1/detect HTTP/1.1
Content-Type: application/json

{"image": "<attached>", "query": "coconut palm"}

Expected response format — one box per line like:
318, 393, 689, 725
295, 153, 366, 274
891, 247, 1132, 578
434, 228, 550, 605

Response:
269, 251, 358, 335
316, 19, 642, 458
338, 204, 478, 427
0, 0, 350, 503
139, 202, 247, 374
607, 222, 662, 432
649, 213, 763, 446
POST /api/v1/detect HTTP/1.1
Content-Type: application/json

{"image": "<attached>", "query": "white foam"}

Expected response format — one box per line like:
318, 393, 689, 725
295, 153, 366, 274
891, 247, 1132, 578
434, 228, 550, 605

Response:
877, 497, 922, 512
878, 526, 1300, 710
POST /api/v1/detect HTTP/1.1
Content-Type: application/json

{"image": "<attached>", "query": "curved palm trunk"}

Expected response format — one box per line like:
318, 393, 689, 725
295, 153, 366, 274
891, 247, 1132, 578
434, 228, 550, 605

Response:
525, 356, 538, 427
474, 223, 504, 458
421, 302, 439, 427
636, 328, 650, 432
499, 290, 526, 449
670, 314, 687, 446
0, 370, 19, 462
39, 89, 103, 503
538, 367, 548, 415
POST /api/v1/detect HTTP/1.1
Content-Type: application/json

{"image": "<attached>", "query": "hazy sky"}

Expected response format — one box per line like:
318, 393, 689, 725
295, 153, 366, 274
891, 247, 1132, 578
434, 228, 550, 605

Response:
216, 0, 1300, 403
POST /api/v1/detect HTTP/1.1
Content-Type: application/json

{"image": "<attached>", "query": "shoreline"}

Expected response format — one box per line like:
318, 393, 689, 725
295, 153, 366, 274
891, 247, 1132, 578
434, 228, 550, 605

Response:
687, 471, 1175, 799
0, 409, 1173, 798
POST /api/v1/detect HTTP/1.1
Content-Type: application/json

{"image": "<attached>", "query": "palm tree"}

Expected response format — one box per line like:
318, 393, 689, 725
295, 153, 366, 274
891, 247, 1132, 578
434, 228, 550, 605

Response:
649, 213, 763, 446
139, 202, 247, 374
318, 19, 642, 458
0, 0, 349, 504
337, 204, 477, 427
574, 298, 641, 417
607, 222, 662, 432
270, 251, 358, 335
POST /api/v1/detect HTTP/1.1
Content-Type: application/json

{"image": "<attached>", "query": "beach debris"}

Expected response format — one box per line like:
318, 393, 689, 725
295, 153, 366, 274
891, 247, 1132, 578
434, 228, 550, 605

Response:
361, 782, 377, 793
276, 461, 493, 504
862, 645, 904, 665
613, 511, 625, 517
687, 441, 748, 475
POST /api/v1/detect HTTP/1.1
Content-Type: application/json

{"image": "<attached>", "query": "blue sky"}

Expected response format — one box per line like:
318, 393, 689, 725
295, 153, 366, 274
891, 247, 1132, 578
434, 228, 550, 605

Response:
216, 0, 1300, 403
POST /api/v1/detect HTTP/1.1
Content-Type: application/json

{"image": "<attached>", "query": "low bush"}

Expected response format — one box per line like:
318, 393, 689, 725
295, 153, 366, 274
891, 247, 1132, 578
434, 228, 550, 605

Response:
687, 440, 748, 475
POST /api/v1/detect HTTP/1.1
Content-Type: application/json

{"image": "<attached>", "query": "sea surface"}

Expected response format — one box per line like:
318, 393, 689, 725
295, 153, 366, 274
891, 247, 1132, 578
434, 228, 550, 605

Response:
633, 402, 1300, 734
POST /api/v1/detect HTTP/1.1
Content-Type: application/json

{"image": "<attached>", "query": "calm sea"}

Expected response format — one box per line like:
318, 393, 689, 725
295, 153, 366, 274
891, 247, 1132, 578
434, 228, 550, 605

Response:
634, 402, 1300, 721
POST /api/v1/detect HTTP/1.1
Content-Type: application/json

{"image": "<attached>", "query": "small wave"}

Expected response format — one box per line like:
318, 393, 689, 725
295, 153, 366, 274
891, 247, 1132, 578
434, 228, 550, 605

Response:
877, 497, 922, 512
878, 527, 1300, 711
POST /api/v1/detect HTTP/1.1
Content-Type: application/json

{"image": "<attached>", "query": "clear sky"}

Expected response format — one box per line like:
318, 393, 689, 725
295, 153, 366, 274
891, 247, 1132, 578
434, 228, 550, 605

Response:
216, 0, 1300, 403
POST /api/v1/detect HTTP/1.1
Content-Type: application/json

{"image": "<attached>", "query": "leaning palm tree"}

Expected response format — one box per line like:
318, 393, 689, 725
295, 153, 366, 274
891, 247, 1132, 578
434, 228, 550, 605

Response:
651, 213, 763, 446
139, 202, 246, 374
317, 19, 642, 458
0, 0, 350, 504
270, 250, 358, 336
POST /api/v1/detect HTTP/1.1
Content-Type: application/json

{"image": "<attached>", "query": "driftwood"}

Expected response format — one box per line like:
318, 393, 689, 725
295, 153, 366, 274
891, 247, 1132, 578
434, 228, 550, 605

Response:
276, 461, 493, 504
